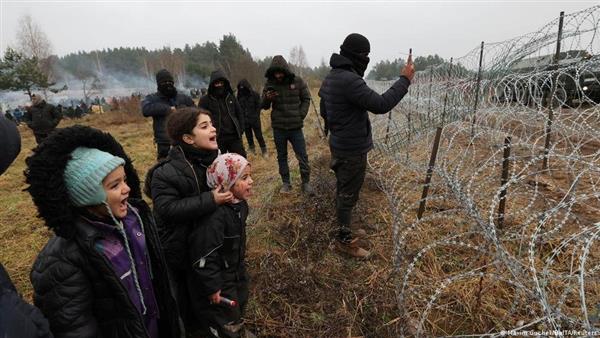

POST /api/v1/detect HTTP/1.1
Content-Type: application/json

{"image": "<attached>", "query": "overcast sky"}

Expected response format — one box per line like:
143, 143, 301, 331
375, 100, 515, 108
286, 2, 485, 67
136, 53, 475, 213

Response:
0, 0, 596, 69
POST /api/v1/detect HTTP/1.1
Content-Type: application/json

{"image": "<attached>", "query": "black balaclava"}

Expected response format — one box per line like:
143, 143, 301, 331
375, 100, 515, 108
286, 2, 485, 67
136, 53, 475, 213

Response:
212, 79, 227, 97
238, 85, 250, 96
156, 69, 177, 98
340, 33, 371, 77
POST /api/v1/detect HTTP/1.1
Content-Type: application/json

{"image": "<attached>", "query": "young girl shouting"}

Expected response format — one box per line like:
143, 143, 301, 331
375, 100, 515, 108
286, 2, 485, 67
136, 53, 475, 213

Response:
26, 125, 179, 338
146, 107, 232, 333
188, 153, 253, 338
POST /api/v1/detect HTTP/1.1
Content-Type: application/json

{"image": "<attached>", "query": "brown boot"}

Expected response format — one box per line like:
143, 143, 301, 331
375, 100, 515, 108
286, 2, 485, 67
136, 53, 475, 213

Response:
335, 238, 370, 258
352, 228, 367, 238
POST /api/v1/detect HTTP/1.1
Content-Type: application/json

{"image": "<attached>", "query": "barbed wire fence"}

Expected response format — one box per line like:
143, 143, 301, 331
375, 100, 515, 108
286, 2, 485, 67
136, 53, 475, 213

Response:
366, 5, 600, 337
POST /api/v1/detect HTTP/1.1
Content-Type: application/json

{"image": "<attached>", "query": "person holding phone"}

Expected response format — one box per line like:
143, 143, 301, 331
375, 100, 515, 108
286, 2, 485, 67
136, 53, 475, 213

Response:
318, 33, 415, 258
261, 55, 313, 194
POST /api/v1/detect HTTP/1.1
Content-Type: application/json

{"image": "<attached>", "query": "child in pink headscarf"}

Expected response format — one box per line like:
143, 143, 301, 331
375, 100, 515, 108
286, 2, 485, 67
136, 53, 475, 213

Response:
187, 153, 253, 338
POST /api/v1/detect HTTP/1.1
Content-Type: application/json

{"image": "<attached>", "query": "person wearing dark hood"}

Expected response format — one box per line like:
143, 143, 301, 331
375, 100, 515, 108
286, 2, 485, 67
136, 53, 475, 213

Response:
261, 55, 313, 194
0, 114, 53, 338
237, 79, 266, 156
25, 126, 181, 338
142, 69, 195, 160
318, 33, 415, 258
24, 93, 62, 145
199, 70, 246, 157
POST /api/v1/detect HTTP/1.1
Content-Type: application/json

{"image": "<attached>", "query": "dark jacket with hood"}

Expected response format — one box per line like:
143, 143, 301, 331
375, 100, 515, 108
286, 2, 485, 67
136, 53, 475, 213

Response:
145, 144, 218, 271
24, 100, 62, 134
262, 55, 311, 130
199, 71, 244, 138
141, 91, 194, 145
25, 126, 180, 338
236, 79, 261, 122
318, 53, 410, 155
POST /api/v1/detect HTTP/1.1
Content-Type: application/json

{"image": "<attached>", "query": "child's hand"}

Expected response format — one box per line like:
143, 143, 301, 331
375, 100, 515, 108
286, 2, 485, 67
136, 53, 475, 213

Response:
212, 185, 233, 205
208, 290, 221, 304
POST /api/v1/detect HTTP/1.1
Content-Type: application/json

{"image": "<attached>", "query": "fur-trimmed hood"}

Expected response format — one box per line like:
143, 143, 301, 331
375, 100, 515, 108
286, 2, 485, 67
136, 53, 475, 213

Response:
25, 125, 141, 238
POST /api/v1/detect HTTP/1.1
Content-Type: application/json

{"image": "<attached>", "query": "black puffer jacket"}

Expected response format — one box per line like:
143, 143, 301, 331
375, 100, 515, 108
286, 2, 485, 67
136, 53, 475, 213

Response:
188, 201, 249, 298
141, 92, 195, 145
262, 55, 311, 130
199, 70, 244, 138
318, 53, 410, 155
145, 145, 218, 270
25, 126, 180, 338
0, 263, 52, 338
237, 79, 261, 122
24, 101, 62, 134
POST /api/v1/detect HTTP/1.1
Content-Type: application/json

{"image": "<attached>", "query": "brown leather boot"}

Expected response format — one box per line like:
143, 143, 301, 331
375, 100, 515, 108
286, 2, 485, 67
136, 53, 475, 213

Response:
335, 238, 370, 258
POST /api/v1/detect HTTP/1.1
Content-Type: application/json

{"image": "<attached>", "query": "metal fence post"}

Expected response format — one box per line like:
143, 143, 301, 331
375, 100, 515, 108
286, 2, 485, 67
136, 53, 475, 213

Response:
542, 11, 565, 170
497, 137, 512, 229
417, 127, 443, 219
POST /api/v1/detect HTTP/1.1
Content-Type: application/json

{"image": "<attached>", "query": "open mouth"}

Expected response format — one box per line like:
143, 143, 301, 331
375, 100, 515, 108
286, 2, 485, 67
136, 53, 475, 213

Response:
119, 197, 128, 210
209, 135, 217, 142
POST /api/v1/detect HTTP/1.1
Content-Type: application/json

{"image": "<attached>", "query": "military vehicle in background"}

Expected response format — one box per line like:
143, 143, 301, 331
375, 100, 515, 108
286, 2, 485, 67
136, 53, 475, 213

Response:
494, 50, 600, 106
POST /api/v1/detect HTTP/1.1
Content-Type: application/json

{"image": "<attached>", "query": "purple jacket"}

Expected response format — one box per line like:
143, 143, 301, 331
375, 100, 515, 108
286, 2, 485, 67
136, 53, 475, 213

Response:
87, 205, 159, 338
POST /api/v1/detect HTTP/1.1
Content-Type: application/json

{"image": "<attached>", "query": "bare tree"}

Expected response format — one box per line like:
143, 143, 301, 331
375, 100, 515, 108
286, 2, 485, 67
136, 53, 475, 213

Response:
16, 14, 55, 93
17, 14, 52, 60
297, 45, 308, 69
289, 45, 309, 77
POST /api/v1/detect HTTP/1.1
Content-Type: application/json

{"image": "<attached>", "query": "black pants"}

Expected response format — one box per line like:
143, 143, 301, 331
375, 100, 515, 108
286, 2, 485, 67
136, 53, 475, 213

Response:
219, 135, 247, 158
192, 272, 249, 338
156, 143, 170, 160
245, 118, 266, 151
33, 132, 49, 145
330, 150, 367, 240
167, 267, 195, 334
273, 128, 310, 184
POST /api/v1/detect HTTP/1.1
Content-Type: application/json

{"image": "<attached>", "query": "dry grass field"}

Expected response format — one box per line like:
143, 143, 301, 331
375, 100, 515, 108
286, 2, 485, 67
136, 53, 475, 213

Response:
3, 96, 598, 337
0, 98, 407, 337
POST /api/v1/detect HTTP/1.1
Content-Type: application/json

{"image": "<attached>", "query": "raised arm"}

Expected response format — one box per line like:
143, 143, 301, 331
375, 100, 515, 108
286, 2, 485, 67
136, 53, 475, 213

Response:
345, 76, 410, 115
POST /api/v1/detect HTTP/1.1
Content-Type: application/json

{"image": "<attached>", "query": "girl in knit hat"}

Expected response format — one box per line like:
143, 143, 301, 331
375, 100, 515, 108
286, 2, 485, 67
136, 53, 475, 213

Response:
188, 153, 253, 338
25, 125, 180, 338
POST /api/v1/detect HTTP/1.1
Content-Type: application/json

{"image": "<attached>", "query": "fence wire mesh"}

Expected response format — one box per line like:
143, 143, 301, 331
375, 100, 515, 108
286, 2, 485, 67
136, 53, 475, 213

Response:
367, 5, 600, 337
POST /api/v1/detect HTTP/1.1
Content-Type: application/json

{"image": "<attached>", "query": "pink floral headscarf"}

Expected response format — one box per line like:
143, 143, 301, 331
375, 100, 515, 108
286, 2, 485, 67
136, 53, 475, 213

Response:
206, 153, 250, 191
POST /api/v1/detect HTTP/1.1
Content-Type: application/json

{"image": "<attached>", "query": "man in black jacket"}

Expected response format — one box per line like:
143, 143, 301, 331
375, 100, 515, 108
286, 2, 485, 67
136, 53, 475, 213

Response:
24, 94, 62, 144
199, 70, 246, 157
262, 55, 312, 194
319, 33, 415, 258
237, 79, 266, 156
0, 114, 53, 338
142, 69, 195, 160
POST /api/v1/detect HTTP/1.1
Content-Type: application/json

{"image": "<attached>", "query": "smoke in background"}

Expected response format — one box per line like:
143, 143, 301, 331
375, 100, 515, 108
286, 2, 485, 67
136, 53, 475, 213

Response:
0, 66, 207, 110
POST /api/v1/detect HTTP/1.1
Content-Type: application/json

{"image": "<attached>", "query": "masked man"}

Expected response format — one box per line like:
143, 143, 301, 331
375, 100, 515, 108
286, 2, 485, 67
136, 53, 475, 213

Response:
142, 69, 195, 160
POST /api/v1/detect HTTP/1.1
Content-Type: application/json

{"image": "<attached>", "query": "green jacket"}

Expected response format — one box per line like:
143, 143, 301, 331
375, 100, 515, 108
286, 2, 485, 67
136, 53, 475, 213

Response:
262, 55, 311, 130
